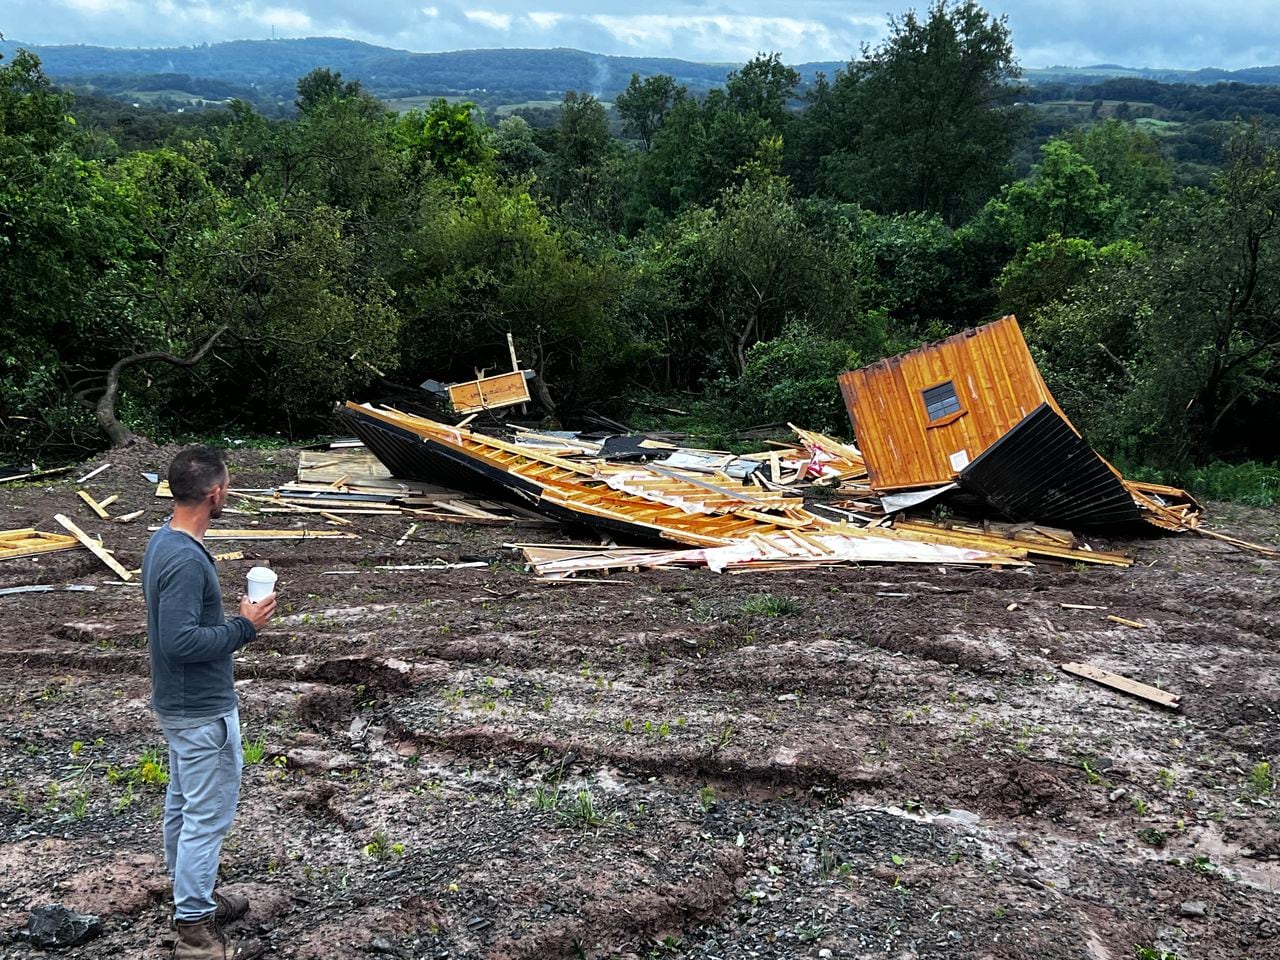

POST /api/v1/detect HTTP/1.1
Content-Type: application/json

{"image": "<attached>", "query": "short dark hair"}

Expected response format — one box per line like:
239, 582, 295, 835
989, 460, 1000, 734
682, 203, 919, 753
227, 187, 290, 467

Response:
168, 446, 229, 505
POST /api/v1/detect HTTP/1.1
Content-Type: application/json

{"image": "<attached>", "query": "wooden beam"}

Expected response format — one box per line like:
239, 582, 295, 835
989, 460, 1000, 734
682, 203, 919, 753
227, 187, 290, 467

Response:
1106, 615, 1147, 629
54, 513, 132, 581
1061, 661, 1180, 710
78, 490, 110, 519
76, 463, 111, 484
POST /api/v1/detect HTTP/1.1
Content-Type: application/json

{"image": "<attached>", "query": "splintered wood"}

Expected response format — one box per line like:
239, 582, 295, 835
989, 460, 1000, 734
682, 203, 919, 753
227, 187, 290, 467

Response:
343, 403, 1147, 576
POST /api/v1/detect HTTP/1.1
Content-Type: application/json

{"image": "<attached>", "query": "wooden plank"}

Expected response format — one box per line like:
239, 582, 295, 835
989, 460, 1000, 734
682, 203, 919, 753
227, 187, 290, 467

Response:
1106, 615, 1147, 629
54, 513, 132, 581
447, 370, 531, 414
0, 465, 74, 484
201, 529, 358, 540
146, 526, 358, 540
1061, 661, 1180, 710
1059, 602, 1107, 610
76, 463, 111, 484
78, 490, 110, 519
97, 494, 119, 510
0, 529, 82, 561
112, 510, 145, 524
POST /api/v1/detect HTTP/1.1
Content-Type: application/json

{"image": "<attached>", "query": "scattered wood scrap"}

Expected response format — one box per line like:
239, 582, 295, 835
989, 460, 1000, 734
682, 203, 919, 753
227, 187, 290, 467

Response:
197, 529, 359, 541
0, 465, 73, 484
1061, 661, 1180, 710
0, 528, 82, 562
0, 583, 95, 599
1106, 615, 1147, 629
76, 463, 111, 484
54, 513, 132, 581
78, 490, 111, 519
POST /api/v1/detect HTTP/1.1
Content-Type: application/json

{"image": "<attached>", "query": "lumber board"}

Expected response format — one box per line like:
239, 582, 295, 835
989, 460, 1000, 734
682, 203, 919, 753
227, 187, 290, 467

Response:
1106, 615, 1147, 629
54, 513, 132, 581
76, 463, 111, 484
146, 526, 359, 540
1061, 661, 1180, 709
0, 529, 82, 561
78, 490, 110, 519
0, 465, 74, 484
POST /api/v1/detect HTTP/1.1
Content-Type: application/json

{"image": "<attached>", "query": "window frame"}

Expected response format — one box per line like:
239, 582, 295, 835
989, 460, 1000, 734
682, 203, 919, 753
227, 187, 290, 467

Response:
921, 379, 964, 426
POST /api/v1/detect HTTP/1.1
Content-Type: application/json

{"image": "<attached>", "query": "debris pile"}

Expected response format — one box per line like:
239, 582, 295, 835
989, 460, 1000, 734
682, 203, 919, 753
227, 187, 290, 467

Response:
339, 402, 1141, 572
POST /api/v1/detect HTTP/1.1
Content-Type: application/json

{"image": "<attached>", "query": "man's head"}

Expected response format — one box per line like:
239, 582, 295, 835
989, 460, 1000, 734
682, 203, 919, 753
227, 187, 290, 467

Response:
168, 445, 230, 519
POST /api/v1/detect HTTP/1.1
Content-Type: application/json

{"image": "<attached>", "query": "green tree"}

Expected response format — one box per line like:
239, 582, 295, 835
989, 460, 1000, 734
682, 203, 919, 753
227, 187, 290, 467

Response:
724, 53, 799, 130
80, 150, 400, 444
818, 0, 1026, 224
999, 140, 1125, 246
614, 73, 686, 150
697, 175, 872, 374
395, 98, 494, 182
295, 67, 365, 113
1032, 127, 1280, 466
0, 50, 131, 452
399, 176, 629, 413
1067, 119, 1173, 216
492, 115, 546, 180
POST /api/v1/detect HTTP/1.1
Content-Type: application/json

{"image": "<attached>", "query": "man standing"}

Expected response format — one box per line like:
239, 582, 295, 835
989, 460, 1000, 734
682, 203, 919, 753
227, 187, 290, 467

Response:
143, 446, 276, 960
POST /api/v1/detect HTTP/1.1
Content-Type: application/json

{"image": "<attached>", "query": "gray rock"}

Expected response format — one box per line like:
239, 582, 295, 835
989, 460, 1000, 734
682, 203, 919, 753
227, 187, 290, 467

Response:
25, 905, 104, 949
1179, 901, 1208, 918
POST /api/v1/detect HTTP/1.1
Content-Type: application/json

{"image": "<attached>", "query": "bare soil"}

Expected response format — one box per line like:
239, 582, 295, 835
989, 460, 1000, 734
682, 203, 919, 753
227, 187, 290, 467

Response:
1, 446, 1278, 959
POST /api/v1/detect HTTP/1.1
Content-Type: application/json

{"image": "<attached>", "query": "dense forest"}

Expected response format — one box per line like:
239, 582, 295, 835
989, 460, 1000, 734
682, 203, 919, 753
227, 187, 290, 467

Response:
3, 0, 1279, 494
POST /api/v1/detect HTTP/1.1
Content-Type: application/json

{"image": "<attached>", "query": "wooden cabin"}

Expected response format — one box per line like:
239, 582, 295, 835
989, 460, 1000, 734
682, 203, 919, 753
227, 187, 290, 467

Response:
838, 316, 1064, 490
838, 316, 1142, 527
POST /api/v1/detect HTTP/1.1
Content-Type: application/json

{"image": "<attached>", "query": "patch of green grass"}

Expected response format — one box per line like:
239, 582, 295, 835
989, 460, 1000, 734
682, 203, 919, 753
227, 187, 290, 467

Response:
737, 593, 800, 617
243, 735, 268, 765
107, 747, 169, 789
363, 829, 404, 860
562, 789, 609, 829
1246, 760, 1274, 796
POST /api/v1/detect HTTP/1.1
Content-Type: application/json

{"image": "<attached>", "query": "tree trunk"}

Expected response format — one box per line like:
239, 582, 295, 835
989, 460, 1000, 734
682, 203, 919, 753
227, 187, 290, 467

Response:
92, 325, 230, 447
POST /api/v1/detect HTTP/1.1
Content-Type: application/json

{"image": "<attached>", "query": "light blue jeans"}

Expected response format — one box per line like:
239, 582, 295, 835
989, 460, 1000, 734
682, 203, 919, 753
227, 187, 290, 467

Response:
161, 708, 243, 920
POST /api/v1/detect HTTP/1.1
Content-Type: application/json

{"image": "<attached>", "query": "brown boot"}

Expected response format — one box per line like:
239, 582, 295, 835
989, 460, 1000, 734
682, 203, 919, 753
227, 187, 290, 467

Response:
164, 889, 250, 925
173, 913, 264, 960
213, 890, 250, 923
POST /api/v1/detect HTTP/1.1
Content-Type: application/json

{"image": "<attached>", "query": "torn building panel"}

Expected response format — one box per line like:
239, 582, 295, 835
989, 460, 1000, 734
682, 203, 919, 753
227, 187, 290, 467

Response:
838, 316, 1199, 531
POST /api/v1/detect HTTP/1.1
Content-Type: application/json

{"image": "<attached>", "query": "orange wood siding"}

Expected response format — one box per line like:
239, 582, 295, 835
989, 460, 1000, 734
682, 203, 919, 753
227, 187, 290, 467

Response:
838, 316, 1056, 491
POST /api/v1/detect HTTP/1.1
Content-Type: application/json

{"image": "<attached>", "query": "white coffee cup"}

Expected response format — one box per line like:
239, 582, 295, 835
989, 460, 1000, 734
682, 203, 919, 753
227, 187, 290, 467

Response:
246, 566, 278, 603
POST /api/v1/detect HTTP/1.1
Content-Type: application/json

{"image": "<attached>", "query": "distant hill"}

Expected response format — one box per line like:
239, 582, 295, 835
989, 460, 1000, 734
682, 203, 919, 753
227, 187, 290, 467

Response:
3, 37, 1279, 109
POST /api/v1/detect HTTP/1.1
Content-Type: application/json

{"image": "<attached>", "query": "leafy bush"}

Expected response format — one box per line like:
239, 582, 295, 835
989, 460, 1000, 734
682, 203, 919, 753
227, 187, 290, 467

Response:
706, 325, 860, 436
1185, 461, 1280, 508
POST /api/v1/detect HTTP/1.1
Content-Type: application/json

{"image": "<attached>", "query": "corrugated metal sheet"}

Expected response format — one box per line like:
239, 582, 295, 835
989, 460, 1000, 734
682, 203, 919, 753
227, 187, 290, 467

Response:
958, 404, 1141, 528
838, 316, 1065, 491
341, 408, 532, 502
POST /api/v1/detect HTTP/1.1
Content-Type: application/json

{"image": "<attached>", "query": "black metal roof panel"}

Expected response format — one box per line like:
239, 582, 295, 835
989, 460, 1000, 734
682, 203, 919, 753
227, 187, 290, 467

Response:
959, 403, 1141, 529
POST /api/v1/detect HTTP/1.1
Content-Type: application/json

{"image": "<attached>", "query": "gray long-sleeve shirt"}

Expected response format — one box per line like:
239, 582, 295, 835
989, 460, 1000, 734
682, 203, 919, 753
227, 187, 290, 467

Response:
143, 523, 255, 726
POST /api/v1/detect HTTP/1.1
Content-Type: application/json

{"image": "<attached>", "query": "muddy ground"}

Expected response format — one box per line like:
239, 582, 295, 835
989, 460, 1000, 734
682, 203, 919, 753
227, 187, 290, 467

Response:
1, 444, 1278, 960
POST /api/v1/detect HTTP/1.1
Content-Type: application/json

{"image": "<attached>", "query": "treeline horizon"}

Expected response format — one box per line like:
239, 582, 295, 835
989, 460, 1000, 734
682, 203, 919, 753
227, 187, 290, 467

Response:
2, 0, 1279, 495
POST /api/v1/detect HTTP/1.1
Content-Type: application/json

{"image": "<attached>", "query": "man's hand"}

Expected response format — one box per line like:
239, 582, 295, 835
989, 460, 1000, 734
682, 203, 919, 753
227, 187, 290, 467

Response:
240, 592, 277, 631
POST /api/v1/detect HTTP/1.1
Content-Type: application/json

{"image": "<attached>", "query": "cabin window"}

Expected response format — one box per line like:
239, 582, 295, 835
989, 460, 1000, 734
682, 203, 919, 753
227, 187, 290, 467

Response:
922, 381, 961, 422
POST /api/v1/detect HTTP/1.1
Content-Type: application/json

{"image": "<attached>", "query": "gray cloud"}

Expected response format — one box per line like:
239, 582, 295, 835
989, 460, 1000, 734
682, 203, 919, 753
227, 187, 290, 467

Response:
1, 0, 1275, 69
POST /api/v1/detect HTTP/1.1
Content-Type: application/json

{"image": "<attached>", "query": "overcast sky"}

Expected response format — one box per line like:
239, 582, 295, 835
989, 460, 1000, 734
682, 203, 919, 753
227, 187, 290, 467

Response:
2, 0, 1276, 70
